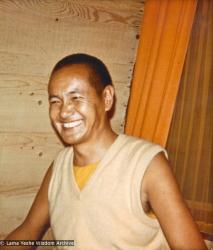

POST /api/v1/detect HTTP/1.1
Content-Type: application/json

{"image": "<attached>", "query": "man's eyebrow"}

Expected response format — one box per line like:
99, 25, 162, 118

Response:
68, 90, 79, 94
68, 90, 85, 96
68, 88, 82, 95
49, 90, 82, 99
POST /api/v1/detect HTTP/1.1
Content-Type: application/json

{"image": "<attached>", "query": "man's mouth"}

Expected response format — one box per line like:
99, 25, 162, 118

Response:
62, 120, 83, 129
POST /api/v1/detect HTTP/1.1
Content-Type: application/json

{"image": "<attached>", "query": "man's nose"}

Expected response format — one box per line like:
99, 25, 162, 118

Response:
60, 102, 75, 119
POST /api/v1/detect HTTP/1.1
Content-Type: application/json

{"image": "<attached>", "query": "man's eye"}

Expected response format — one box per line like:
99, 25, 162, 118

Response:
50, 99, 60, 104
72, 96, 82, 100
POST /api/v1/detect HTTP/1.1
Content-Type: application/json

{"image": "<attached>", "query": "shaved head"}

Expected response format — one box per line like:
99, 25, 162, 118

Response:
50, 53, 113, 95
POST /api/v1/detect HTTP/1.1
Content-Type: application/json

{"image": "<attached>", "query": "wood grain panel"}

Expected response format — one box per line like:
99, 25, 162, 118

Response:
167, 0, 213, 235
0, 0, 142, 132
0, 132, 62, 192
0, 0, 142, 26
0, 1, 141, 71
0, 192, 35, 239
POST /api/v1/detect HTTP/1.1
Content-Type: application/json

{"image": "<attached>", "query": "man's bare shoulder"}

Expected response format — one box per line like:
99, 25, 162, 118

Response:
141, 153, 207, 250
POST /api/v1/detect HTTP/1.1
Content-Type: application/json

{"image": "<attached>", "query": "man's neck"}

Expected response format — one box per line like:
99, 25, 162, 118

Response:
73, 130, 118, 166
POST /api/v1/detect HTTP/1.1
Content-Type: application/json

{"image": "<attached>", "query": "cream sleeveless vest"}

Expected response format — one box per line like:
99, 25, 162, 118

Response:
48, 134, 170, 250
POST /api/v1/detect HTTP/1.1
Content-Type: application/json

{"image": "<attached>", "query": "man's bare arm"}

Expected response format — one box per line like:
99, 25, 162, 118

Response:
141, 153, 207, 250
0, 164, 53, 250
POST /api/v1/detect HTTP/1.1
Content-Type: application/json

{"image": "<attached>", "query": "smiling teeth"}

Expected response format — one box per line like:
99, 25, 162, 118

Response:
63, 120, 82, 128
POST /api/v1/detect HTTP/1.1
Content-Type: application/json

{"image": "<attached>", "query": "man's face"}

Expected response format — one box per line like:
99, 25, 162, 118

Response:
48, 64, 107, 146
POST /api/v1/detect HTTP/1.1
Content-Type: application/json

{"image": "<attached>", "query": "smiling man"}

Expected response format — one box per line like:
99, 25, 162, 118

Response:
1, 54, 207, 250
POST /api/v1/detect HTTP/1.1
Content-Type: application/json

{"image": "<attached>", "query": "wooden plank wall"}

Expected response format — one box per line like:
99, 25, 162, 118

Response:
166, 0, 213, 235
0, 0, 144, 239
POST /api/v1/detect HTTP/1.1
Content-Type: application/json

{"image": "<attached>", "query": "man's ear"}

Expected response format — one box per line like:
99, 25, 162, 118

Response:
102, 85, 115, 111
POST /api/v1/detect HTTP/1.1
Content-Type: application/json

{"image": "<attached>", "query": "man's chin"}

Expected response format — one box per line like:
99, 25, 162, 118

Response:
60, 132, 85, 146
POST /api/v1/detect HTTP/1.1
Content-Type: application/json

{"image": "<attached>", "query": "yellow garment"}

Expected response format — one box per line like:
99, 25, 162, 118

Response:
73, 162, 98, 190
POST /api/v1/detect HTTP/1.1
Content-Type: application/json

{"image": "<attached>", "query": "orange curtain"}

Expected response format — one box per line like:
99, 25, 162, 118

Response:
125, 0, 197, 147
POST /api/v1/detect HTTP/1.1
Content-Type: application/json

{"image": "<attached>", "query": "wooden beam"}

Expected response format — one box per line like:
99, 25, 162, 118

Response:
125, 0, 197, 146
